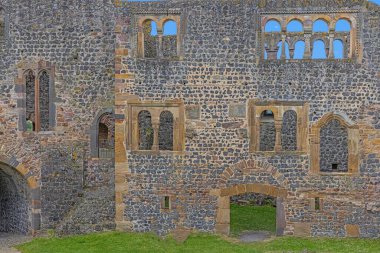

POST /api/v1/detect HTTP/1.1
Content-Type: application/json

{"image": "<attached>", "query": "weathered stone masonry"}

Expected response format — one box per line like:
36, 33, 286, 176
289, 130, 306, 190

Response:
0, 0, 378, 239
115, 0, 380, 238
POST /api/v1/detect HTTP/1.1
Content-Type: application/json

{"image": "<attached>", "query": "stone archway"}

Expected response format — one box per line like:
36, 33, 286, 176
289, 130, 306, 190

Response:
0, 155, 41, 235
211, 159, 288, 236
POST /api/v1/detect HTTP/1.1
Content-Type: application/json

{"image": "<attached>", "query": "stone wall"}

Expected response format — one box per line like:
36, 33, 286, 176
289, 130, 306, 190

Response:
0, 0, 378, 239
281, 110, 297, 151
0, 0, 115, 235
0, 165, 30, 234
320, 119, 349, 172
260, 121, 276, 151
115, 0, 380, 238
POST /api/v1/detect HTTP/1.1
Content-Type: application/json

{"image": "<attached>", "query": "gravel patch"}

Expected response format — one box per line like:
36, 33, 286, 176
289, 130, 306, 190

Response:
0, 233, 31, 253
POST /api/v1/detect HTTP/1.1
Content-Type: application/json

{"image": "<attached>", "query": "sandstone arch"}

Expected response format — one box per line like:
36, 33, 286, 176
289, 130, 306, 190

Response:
211, 159, 288, 235
0, 154, 40, 235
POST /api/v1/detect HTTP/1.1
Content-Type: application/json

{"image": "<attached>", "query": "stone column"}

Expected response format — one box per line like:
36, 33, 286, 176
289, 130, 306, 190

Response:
157, 31, 163, 58
328, 33, 335, 59
281, 34, 286, 60
275, 120, 282, 152
304, 34, 311, 59
152, 122, 160, 151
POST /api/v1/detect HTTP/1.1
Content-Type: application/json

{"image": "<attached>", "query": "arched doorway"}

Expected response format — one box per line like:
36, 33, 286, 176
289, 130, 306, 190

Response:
212, 159, 288, 236
213, 183, 287, 236
0, 162, 31, 235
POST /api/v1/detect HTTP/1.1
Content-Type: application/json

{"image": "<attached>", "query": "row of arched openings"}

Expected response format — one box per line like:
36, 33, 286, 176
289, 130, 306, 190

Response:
143, 19, 178, 58
265, 19, 351, 33
259, 110, 297, 152
25, 70, 51, 132
264, 19, 351, 60
138, 110, 174, 151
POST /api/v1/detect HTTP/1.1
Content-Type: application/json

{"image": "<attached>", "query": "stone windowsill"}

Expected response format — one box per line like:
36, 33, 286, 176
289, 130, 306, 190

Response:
253, 151, 308, 156
318, 172, 358, 176
129, 150, 186, 156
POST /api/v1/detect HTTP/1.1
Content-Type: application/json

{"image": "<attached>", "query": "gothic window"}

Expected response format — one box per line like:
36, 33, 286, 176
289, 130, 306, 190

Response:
287, 20, 303, 32
333, 40, 344, 59
312, 40, 327, 59
293, 41, 305, 59
143, 20, 158, 58
265, 20, 281, 32
138, 110, 154, 150
281, 110, 297, 151
39, 71, 50, 131
320, 119, 349, 172
313, 19, 329, 33
98, 113, 115, 159
259, 110, 275, 151
162, 20, 178, 58
25, 70, 36, 132
159, 111, 174, 151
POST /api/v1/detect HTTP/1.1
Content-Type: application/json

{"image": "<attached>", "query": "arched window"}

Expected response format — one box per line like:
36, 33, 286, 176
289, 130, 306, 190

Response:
163, 20, 177, 36
162, 20, 177, 58
281, 110, 297, 151
143, 20, 158, 58
333, 40, 344, 59
159, 111, 174, 151
138, 110, 154, 150
39, 71, 50, 131
97, 113, 114, 158
312, 19, 329, 33
265, 20, 281, 32
277, 41, 290, 59
335, 19, 351, 32
287, 20, 303, 32
25, 70, 36, 132
320, 119, 348, 172
312, 40, 327, 59
293, 41, 305, 59
259, 110, 275, 151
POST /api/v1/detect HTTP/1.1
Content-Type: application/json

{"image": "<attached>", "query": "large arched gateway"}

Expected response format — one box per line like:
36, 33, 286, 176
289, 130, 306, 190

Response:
0, 162, 30, 234
0, 158, 41, 236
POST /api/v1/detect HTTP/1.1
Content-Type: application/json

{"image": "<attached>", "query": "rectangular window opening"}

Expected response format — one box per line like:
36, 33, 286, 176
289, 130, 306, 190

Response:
162, 196, 170, 209
315, 197, 320, 211
332, 163, 339, 171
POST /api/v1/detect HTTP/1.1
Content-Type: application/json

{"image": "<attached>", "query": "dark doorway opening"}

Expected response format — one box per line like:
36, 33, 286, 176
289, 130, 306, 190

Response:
0, 164, 30, 235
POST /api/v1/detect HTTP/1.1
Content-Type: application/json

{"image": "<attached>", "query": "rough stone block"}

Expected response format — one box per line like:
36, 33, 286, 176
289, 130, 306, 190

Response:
229, 104, 246, 118
185, 105, 200, 120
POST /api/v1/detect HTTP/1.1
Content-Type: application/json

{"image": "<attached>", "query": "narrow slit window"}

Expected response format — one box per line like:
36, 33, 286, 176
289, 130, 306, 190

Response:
143, 20, 158, 58
159, 111, 174, 151
315, 197, 320, 211
259, 110, 275, 151
25, 70, 36, 132
138, 110, 154, 150
162, 196, 171, 209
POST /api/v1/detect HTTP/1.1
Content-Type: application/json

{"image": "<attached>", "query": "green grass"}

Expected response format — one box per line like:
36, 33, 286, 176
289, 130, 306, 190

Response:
230, 203, 276, 236
17, 232, 380, 253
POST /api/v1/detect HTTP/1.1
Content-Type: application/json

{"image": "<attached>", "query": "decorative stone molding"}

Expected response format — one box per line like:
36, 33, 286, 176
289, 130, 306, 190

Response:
249, 100, 309, 153
136, 15, 183, 59
212, 159, 288, 235
310, 112, 359, 175
14, 60, 56, 132
126, 100, 185, 153
259, 11, 361, 61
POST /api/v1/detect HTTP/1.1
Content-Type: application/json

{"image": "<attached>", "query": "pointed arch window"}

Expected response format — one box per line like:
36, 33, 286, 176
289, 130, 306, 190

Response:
24, 66, 55, 132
